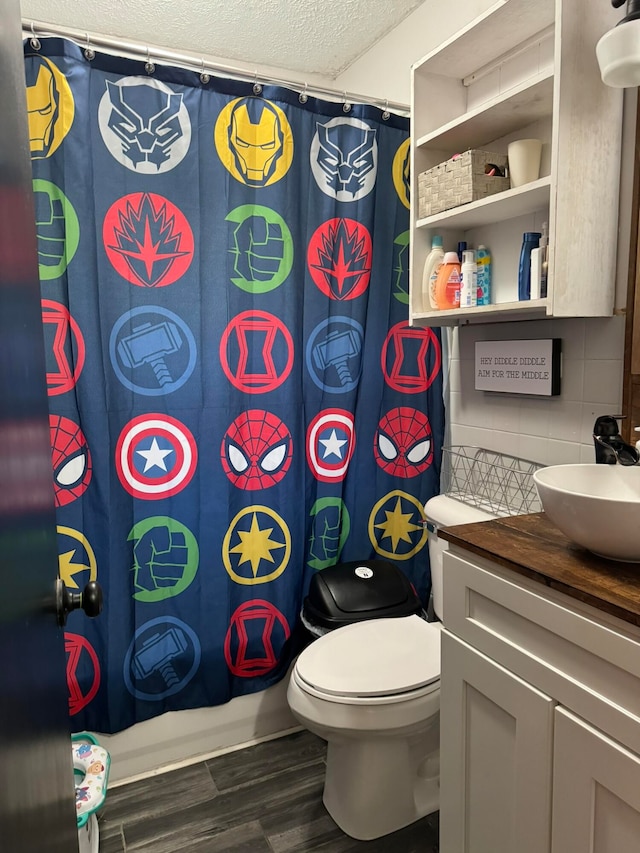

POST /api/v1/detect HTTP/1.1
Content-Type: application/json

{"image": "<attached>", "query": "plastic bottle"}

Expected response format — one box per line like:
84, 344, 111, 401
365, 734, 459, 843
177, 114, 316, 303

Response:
518, 232, 541, 301
420, 235, 445, 311
457, 241, 467, 263
476, 245, 491, 305
539, 222, 549, 298
460, 250, 477, 308
529, 247, 542, 299
435, 252, 461, 310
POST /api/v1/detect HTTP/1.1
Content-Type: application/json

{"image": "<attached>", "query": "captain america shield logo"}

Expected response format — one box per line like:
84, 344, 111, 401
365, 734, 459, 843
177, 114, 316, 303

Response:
221, 409, 293, 490
307, 218, 372, 301
306, 409, 356, 482
115, 414, 197, 499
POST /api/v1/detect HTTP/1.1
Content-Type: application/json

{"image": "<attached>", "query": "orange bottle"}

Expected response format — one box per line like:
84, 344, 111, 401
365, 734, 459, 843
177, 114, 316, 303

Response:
435, 252, 461, 309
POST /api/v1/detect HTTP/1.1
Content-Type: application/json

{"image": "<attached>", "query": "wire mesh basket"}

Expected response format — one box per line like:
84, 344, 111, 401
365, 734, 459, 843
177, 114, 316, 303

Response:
441, 446, 543, 518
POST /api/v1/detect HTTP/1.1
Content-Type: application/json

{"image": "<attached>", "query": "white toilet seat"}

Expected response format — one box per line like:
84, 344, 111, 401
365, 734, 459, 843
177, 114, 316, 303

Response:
293, 615, 441, 704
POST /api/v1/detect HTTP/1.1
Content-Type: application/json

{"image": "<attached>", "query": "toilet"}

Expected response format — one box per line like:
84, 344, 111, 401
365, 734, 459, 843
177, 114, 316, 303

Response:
286, 497, 496, 840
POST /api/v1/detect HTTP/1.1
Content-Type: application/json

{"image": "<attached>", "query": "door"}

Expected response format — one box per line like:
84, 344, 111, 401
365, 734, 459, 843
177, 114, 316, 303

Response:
552, 708, 640, 853
440, 630, 555, 853
0, 3, 79, 850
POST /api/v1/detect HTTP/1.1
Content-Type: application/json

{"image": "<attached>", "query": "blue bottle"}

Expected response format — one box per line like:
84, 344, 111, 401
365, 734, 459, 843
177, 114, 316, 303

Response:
518, 232, 541, 300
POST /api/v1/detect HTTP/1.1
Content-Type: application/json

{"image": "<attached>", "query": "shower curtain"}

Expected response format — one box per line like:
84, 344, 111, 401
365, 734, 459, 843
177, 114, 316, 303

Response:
25, 38, 445, 734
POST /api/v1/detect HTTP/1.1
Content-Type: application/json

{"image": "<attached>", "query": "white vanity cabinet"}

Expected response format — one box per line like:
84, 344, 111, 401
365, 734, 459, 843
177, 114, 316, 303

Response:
409, 0, 624, 326
440, 546, 640, 853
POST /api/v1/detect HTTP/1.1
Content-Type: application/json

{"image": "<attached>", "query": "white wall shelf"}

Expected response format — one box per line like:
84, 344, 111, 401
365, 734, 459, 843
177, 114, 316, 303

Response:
409, 0, 624, 328
416, 176, 551, 231
415, 73, 554, 153
412, 299, 548, 327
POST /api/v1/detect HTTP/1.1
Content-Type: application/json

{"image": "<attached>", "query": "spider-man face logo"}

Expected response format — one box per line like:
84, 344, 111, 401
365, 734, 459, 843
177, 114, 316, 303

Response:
50, 415, 92, 507
374, 407, 433, 478
221, 410, 292, 490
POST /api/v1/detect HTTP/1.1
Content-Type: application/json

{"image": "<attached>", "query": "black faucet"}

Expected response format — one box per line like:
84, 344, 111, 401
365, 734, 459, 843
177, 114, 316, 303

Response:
593, 415, 640, 465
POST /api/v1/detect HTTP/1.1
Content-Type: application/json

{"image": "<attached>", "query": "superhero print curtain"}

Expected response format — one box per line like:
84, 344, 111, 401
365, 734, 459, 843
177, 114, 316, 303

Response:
25, 38, 445, 734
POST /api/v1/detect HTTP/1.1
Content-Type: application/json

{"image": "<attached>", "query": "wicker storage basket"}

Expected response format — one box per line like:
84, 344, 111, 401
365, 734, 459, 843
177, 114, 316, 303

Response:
418, 150, 510, 218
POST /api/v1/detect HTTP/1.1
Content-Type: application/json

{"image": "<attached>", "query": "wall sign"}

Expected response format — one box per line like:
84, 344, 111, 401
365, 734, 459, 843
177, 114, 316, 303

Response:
475, 339, 561, 396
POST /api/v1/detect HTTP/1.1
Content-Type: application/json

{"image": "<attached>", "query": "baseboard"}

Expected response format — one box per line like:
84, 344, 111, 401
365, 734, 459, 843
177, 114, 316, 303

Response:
98, 676, 298, 784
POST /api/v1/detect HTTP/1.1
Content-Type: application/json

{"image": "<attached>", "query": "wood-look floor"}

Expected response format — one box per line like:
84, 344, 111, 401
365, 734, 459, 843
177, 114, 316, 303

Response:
98, 730, 439, 852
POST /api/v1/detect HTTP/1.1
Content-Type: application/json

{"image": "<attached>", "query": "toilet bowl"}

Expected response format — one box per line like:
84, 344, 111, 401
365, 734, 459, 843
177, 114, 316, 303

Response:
287, 615, 440, 841
287, 497, 497, 840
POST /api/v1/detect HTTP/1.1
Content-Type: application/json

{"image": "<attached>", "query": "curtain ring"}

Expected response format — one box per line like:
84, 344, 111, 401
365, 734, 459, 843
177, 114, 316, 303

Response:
381, 99, 390, 121
84, 33, 95, 61
145, 47, 155, 75
200, 58, 210, 85
252, 70, 262, 96
29, 22, 41, 51
298, 83, 308, 104
342, 92, 352, 113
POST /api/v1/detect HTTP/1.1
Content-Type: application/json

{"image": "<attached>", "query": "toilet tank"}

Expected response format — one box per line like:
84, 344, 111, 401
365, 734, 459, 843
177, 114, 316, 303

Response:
302, 559, 423, 635
424, 496, 497, 621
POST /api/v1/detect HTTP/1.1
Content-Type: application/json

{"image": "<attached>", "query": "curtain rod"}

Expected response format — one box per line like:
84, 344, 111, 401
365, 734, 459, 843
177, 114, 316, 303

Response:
22, 19, 410, 117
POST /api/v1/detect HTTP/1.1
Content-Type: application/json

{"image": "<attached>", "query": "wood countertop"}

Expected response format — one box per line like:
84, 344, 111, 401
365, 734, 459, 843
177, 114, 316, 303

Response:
439, 511, 640, 627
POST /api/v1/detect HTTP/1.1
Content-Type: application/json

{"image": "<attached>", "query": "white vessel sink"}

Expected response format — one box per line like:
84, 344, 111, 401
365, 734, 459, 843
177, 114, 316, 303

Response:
533, 464, 640, 562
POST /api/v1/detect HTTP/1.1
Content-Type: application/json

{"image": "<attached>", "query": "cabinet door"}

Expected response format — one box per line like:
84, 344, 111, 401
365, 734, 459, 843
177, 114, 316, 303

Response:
552, 708, 640, 853
440, 630, 555, 853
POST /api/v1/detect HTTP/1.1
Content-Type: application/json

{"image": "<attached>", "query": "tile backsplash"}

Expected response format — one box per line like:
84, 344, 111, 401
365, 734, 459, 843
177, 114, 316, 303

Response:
447, 316, 625, 466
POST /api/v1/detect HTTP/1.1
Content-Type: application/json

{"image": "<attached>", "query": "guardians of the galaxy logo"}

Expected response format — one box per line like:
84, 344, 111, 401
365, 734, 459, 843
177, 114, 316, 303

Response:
25, 54, 75, 159
215, 97, 293, 186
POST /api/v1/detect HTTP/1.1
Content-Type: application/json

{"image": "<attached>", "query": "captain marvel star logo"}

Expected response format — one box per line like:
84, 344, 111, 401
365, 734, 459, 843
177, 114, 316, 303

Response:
98, 77, 191, 173
306, 409, 356, 483
310, 116, 378, 201
374, 407, 433, 478
220, 310, 294, 393
115, 414, 197, 500
103, 193, 194, 287
57, 526, 97, 589
215, 97, 293, 186
307, 219, 372, 300
224, 600, 290, 677
381, 322, 442, 394
222, 410, 293, 490
42, 300, 85, 395
65, 633, 100, 715
50, 415, 92, 508
392, 138, 411, 209
368, 490, 428, 561
222, 505, 291, 585
24, 54, 74, 158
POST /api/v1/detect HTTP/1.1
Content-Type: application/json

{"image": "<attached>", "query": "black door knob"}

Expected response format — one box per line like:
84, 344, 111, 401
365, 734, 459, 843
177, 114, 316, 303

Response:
55, 578, 103, 626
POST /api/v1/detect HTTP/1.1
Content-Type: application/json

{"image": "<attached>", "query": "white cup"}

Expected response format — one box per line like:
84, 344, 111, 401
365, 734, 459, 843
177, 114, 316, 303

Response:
507, 139, 543, 188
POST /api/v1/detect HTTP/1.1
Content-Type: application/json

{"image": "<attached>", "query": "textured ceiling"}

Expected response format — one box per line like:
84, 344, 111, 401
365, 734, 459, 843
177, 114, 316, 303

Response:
20, 0, 428, 78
